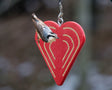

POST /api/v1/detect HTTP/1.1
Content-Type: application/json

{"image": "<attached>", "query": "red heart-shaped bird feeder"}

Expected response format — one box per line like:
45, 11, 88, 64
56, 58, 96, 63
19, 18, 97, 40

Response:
35, 21, 86, 85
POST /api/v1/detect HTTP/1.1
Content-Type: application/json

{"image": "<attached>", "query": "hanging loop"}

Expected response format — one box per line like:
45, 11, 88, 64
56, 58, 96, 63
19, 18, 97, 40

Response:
58, 0, 64, 26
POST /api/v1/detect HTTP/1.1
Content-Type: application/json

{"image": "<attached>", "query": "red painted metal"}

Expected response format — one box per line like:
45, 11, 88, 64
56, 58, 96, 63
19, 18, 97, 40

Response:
35, 21, 86, 85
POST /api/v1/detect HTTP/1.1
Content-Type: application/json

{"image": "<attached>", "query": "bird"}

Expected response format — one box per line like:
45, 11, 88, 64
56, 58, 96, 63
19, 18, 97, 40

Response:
32, 13, 58, 43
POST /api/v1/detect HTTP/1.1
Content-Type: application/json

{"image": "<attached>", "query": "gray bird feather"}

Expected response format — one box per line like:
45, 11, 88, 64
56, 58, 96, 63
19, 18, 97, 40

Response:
32, 13, 58, 42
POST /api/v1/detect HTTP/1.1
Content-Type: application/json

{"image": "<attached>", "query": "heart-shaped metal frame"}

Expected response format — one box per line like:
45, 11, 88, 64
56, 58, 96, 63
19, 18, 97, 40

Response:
35, 21, 86, 85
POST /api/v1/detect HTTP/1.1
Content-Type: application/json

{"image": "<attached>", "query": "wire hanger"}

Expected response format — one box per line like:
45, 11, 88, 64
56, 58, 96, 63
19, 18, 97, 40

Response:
57, 0, 64, 26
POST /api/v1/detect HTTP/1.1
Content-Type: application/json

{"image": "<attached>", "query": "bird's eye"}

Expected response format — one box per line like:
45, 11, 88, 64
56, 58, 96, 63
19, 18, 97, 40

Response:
50, 32, 54, 34
47, 35, 51, 39
47, 35, 55, 39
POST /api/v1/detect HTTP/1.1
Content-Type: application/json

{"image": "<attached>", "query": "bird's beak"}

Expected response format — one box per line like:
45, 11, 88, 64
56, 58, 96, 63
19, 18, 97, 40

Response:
55, 34, 59, 39
56, 36, 59, 39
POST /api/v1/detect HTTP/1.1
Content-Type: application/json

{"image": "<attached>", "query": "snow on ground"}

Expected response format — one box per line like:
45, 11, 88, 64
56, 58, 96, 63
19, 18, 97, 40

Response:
46, 64, 112, 90
46, 74, 80, 90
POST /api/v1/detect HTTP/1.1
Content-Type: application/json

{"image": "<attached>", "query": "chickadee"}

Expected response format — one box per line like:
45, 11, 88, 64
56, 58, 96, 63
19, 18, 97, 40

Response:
32, 13, 59, 43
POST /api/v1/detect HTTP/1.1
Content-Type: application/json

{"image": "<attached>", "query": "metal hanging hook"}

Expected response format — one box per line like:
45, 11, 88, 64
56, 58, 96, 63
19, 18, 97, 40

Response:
58, 0, 64, 26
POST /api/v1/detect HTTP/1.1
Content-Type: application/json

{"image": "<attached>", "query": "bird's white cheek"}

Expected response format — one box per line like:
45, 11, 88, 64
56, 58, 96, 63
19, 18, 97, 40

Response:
48, 37, 56, 43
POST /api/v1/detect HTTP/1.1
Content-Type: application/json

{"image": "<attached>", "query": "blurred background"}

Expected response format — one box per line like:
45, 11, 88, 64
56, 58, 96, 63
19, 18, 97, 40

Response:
0, 0, 112, 90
